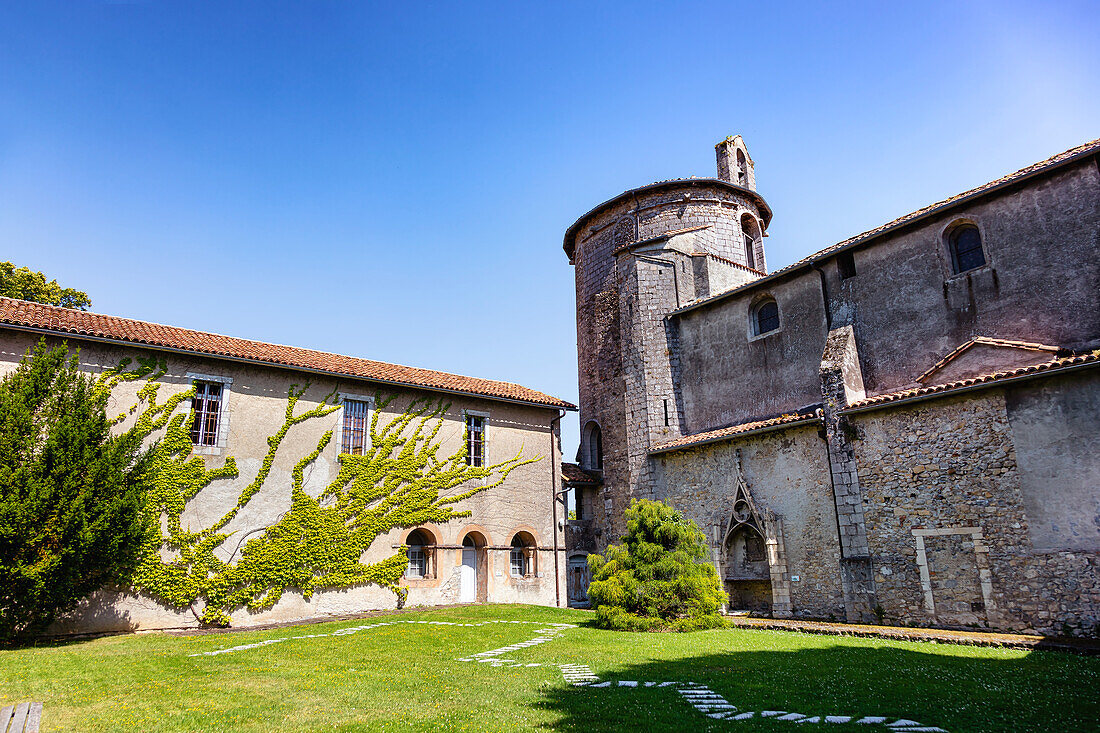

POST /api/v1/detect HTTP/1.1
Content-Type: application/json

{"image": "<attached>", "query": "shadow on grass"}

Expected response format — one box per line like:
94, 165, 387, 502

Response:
533, 633, 1099, 733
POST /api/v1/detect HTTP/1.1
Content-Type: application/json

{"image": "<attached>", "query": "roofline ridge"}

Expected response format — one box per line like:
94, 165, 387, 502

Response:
669, 136, 1100, 317
0, 296, 576, 410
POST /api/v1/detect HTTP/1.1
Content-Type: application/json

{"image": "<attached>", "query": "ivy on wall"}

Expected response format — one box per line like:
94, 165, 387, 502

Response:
99, 356, 539, 626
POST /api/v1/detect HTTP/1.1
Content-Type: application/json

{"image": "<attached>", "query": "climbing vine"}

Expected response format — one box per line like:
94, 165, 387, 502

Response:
99, 356, 540, 626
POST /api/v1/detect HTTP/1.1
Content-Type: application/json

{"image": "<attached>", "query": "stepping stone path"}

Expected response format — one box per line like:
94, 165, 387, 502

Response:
0, 703, 43, 733
191, 615, 948, 730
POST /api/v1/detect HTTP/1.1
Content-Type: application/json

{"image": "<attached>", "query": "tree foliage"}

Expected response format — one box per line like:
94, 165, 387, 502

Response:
0, 262, 91, 310
587, 499, 727, 631
0, 341, 149, 642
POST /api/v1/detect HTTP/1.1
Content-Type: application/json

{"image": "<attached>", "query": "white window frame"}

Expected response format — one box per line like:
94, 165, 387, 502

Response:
186, 372, 232, 455
335, 393, 374, 456
406, 545, 427, 579
463, 409, 490, 468
510, 546, 527, 578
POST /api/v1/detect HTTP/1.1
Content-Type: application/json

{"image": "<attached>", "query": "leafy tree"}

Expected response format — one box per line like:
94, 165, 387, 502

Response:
0, 341, 149, 642
587, 499, 727, 631
0, 262, 91, 310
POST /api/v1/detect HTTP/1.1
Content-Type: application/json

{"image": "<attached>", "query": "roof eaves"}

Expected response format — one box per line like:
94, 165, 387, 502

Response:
0, 315, 577, 411
649, 411, 822, 455
842, 354, 1100, 415
563, 178, 773, 261
670, 138, 1100, 318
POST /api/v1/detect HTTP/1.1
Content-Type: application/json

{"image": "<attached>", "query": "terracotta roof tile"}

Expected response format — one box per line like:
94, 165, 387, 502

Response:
916, 337, 1060, 383
845, 352, 1100, 412
650, 409, 822, 454
0, 297, 575, 410
561, 463, 600, 485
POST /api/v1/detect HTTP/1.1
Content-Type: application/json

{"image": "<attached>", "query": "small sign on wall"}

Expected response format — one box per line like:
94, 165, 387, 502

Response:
790, 575, 801, 582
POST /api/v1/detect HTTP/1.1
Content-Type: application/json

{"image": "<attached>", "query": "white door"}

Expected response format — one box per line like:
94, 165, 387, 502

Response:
459, 548, 477, 603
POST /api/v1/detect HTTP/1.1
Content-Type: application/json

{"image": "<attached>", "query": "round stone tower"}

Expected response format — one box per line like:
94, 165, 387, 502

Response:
564, 135, 773, 545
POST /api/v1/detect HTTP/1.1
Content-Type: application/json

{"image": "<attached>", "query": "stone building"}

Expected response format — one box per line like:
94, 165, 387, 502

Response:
564, 135, 1100, 635
0, 297, 574, 632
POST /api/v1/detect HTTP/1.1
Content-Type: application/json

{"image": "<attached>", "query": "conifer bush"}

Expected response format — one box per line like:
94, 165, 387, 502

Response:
586, 499, 727, 631
0, 340, 149, 642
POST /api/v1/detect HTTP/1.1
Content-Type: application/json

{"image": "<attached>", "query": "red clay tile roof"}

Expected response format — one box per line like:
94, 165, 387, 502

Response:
916, 337, 1060, 383
649, 410, 822, 454
0, 297, 576, 410
561, 463, 600, 485
674, 137, 1100, 315
844, 352, 1100, 413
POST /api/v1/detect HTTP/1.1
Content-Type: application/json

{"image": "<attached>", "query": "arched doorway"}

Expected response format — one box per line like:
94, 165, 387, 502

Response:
459, 531, 488, 603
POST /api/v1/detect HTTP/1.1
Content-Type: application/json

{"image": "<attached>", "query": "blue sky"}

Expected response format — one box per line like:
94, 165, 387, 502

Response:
1, 0, 1098, 456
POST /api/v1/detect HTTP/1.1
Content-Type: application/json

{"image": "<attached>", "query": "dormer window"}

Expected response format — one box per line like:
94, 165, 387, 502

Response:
948, 223, 986, 274
752, 298, 780, 336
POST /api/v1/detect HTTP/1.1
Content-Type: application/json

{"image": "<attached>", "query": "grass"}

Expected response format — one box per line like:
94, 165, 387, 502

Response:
0, 604, 1096, 732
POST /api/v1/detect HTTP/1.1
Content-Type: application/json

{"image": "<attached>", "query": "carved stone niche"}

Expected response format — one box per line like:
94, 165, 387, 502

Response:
715, 450, 793, 617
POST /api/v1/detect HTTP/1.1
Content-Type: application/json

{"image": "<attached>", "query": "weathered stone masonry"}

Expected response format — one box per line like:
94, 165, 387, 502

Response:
565, 134, 1100, 633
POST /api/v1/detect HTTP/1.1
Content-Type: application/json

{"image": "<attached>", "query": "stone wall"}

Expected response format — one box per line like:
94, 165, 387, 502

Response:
652, 424, 845, 619
569, 177, 769, 549
671, 154, 1100, 433
852, 384, 1099, 635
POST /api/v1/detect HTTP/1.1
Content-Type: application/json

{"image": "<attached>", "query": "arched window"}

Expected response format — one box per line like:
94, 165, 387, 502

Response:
741, 214, 761, 270
405, 529, 435, 579
583, 421, 603, 470
948, 223, 986, 274
752, 298, 780, 336
736, 148, 747, 186
510, 533, 536, 578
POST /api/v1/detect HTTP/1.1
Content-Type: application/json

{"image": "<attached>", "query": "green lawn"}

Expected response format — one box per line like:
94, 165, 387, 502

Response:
0, 604, 1095, 732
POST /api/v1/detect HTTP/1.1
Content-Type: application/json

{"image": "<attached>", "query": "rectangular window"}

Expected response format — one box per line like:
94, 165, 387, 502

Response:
190, 381, 223, 446
341, 399, 370, 455
465, 414, 486, 467
406, 547, 426, 579
510, 549, 527, 577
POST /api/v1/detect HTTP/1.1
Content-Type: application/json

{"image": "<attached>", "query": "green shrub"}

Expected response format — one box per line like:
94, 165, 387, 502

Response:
0, 340, 149, 642
587, 499, 727, 632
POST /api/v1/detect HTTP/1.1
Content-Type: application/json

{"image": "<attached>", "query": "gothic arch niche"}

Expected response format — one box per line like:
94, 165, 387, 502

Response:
717, 451, 793, 617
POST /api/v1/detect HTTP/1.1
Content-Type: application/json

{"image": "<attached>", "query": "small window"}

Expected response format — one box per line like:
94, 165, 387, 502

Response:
949, 224, 986, 274
752, 299, 780, 336
190, 381, 223, 446
465, 414, 486, 467
741, 214, 762, 271
341, 399, 370, 455
583, 421, 602, 470
510, 533, 535, 578
736, 148, 747, 186
405, 529, 434, 579
837, 251, 856, 280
